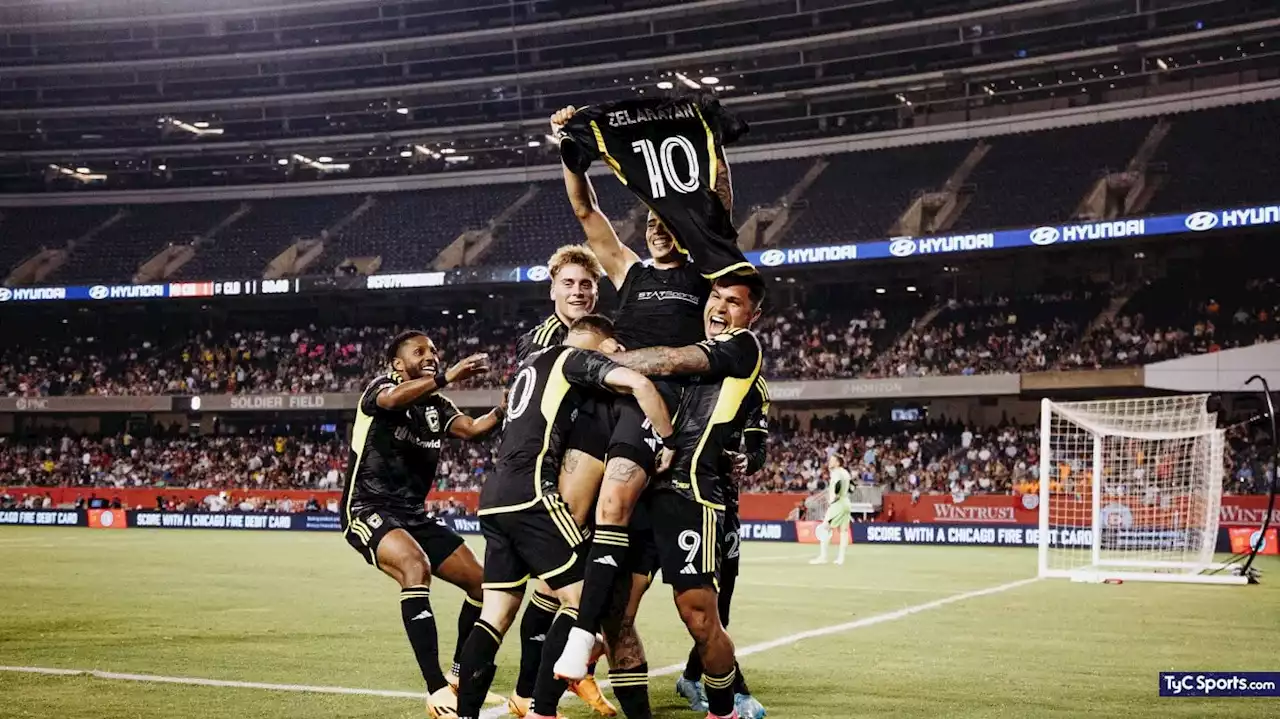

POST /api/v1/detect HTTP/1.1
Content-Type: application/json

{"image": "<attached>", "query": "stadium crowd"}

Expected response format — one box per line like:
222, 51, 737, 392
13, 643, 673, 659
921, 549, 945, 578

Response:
3, 277, 1276, 398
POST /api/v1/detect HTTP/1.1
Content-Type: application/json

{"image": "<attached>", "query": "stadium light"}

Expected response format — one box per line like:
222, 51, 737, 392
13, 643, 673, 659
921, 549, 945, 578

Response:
1156, 58, 1169, 70
440, 148, 457, 154
75, 167, 90, 174
193, 121, 210, 128
396, 107, 410, 115
399, 150, 413, 158
164, 117, 224, 137
157, 164, 167, 171
277, 158, 289, 166
527, 140, 541, 147
701, 76, 720, 85
673, 72, 701, 90
48, 163, 105, 182
656, 81, 674, 90
317, 156, 333, 163
875, 288, 886, 294
907, 285, 917, 292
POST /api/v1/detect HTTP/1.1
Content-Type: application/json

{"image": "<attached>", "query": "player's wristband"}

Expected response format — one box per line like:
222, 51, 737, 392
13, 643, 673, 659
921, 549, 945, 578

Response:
434, 369, 450, 389
660, 434, 677, 452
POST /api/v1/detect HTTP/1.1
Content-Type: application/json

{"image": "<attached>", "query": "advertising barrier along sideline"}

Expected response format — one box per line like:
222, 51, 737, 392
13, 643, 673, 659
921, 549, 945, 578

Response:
3, 509, 1259, 553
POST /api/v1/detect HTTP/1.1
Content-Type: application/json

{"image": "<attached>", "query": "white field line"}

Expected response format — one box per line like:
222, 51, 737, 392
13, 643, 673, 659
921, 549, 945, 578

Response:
0, 576, 1039, 715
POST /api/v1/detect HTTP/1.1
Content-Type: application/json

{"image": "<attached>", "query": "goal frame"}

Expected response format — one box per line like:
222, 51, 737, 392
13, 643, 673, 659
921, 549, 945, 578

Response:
1037, 397, 1247, 585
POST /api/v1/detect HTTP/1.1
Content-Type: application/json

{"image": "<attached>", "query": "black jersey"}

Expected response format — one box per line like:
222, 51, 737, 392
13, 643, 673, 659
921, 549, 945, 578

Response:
342, 374, 463, 518
481, 345, 622, 515
613, 261, 709, 352
659, 327, 764, 510
516, 314, 568, 364
560, 95, 753, 279
718, 377, 770, 519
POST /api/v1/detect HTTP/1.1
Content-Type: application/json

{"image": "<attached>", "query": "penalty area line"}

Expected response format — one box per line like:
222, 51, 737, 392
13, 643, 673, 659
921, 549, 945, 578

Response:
0, 576, 1039, 713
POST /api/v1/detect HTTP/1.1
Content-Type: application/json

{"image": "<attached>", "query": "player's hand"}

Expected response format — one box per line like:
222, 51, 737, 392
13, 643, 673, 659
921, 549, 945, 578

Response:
550, 106, 577, 134
725, 451, 749, 477
656, 447, 676, 474
446, 353, 490, 384
499, 389, 509, 413
598, 338, 623, 355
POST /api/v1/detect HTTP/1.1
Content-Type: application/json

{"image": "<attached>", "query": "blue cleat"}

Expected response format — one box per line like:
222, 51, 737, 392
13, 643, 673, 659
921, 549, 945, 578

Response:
675, 676, 708, 712
734, 693, 767, 719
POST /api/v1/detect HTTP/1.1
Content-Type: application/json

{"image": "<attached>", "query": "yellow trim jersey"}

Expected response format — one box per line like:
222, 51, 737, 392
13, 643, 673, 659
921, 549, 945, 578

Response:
515, 314, 568, 364
659, 327, 765, 510
559, 95, 754, 279
341, 374, 463, 520
480, 345, 623, 515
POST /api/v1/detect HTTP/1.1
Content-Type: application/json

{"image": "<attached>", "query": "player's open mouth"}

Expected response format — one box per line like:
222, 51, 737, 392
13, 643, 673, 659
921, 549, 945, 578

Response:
420, 361, 437, 374
708, 314, 727, 333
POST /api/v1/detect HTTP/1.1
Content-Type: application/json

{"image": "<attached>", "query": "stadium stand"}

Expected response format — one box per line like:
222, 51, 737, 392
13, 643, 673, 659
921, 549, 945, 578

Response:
0, 205, 117, 276
1147, 100, 1280, 213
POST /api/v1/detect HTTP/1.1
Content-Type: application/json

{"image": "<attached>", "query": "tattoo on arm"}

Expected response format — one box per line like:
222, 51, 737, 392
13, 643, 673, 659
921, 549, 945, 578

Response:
615, 345, 711, 376
715, 157, 733, 215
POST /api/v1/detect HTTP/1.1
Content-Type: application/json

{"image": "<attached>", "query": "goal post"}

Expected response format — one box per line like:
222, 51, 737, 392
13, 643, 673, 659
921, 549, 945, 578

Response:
1038, 395, 1247, 585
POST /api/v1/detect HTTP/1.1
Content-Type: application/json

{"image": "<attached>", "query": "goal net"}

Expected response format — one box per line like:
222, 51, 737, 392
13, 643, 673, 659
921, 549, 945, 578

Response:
1038, 395, 1246, 584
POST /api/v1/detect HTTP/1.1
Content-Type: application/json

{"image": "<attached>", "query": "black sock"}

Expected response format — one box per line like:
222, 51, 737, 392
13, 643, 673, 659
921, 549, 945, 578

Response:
532, 607, 577, 716
516, 591, 559, 698
609, 663, 652, 719
732, 660, 750, 696
682, 645, 703, 682
588, 659, 598, 676
453, 595, 483, 678
399, 585, 447, 693
576, 526, 629, 634
456, 619, 504, 719
703, 667, 736, 717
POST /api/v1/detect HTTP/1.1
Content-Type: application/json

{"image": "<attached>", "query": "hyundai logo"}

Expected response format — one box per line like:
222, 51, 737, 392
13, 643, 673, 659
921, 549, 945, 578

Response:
888, 238, 916, 257
759, 249, 786, 267
1029, 226, 1060, 246
89, 285, 110, 300
1184, 211, 1219, 232
0, 287, 10, 302
526, 266, 550, 282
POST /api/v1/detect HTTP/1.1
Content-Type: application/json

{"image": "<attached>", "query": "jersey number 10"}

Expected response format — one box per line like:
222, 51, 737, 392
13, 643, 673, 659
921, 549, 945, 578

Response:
631, 136, 701, 198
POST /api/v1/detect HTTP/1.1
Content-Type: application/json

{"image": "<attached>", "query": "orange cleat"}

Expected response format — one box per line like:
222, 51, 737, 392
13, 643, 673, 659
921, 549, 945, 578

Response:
570, 675, 619, 717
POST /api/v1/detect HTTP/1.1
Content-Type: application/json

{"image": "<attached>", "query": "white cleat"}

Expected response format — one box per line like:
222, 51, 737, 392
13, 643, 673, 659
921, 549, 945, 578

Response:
834, 557, 845, 565
809, 557, 828, 565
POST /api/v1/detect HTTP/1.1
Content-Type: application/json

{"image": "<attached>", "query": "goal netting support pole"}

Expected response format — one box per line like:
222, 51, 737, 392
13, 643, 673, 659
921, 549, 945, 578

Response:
1038, 394, 1247, 585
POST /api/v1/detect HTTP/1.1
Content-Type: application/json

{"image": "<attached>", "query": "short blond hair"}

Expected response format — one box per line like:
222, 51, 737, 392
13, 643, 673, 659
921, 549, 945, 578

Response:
548, 245, 603, 281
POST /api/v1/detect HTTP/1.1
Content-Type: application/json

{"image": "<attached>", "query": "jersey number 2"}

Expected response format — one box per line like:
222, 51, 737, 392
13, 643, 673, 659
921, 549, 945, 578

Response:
632, 136, 700, 198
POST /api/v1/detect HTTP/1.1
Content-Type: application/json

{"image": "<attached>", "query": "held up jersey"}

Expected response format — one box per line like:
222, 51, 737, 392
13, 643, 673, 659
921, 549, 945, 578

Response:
613, 261, 709, 352
659, 327, 765, 510
342, 374, 463, 519
560, 95, 754, 279
516, 314, 568, 364
481, 346, 622, 515
717, 377, 770, 519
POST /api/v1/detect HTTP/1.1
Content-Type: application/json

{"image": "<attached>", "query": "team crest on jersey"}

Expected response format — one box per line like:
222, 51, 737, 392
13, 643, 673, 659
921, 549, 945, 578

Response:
424, 407, 440, 433
367, 513, 383, 529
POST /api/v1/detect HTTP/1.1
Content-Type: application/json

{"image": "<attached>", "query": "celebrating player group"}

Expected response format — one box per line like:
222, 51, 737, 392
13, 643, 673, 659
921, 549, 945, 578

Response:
340, 95, 774, 719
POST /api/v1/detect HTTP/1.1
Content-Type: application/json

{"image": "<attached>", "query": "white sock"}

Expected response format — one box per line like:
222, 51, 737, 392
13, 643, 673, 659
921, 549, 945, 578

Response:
552, 626, 595, 680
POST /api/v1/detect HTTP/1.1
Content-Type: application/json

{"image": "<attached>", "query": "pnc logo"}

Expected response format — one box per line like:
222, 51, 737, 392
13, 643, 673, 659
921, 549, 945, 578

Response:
1184, 212, 1219, 232
888, 238, 916, 257
1029, 226, 1060, 245
758, 249, 785, 267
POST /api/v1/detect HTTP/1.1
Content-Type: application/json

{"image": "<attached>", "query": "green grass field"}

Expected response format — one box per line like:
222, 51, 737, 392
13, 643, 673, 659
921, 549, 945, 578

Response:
1, 527, 1277, 718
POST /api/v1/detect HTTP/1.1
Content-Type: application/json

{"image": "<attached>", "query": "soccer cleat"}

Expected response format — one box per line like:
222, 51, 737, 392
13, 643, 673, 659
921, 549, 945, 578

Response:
427, 686, 460, 718
446, 670, 460, 695
507, 694, 531, 717
834, 557, 845, 565
569, 675, 618, 717
675, 676, 709, 712
552, 627, 596, 681
734, 693, 767, 719
809, 557, 828, 565
704, 711, 739, 719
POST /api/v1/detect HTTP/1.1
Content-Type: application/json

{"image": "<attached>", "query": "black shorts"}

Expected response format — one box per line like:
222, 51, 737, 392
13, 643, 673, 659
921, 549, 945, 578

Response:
344, 505, 465, 570
607, 398, 658, 475
626, 495, 661, 580
650, 486, 722, 591
720, 511, 741, 581
566, 396, 612, 462
481, 494, 586, 591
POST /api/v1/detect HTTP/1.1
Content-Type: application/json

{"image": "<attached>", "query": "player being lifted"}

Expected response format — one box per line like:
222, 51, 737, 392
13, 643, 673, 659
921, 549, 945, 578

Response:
508, 245, 618, 718
340, 332, 504, 718
549, 104, 726, 704
557, 272, 770, 719
454, 315, 676, 719
677, 375, 770, 717
811, 453, 853, 565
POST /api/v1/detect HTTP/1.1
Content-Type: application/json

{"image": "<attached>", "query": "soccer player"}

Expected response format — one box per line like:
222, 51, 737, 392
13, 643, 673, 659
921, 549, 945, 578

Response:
812, 453, 853, 565
341, 331, 503, 718
454, 315, 676, 719
551, 104, 727, 691
677, 377, 770, 718
567, 272, 769, 719
509, 245, 618, 718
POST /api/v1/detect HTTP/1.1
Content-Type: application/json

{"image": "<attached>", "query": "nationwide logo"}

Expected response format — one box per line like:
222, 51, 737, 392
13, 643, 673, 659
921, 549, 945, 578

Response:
759, 249, 786, 267
1184, 211, 1219, 232
89, 285, 110, 300
1029, 226, 1060, 245
526, 265, 550, 282
889, 238, 916, 257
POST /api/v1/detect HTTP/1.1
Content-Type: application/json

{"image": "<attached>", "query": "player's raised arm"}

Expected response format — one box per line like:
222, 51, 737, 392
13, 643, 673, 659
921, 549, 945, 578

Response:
553, 106, 639, 288
447, 393, 506, 440
375, 352, 489, 411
